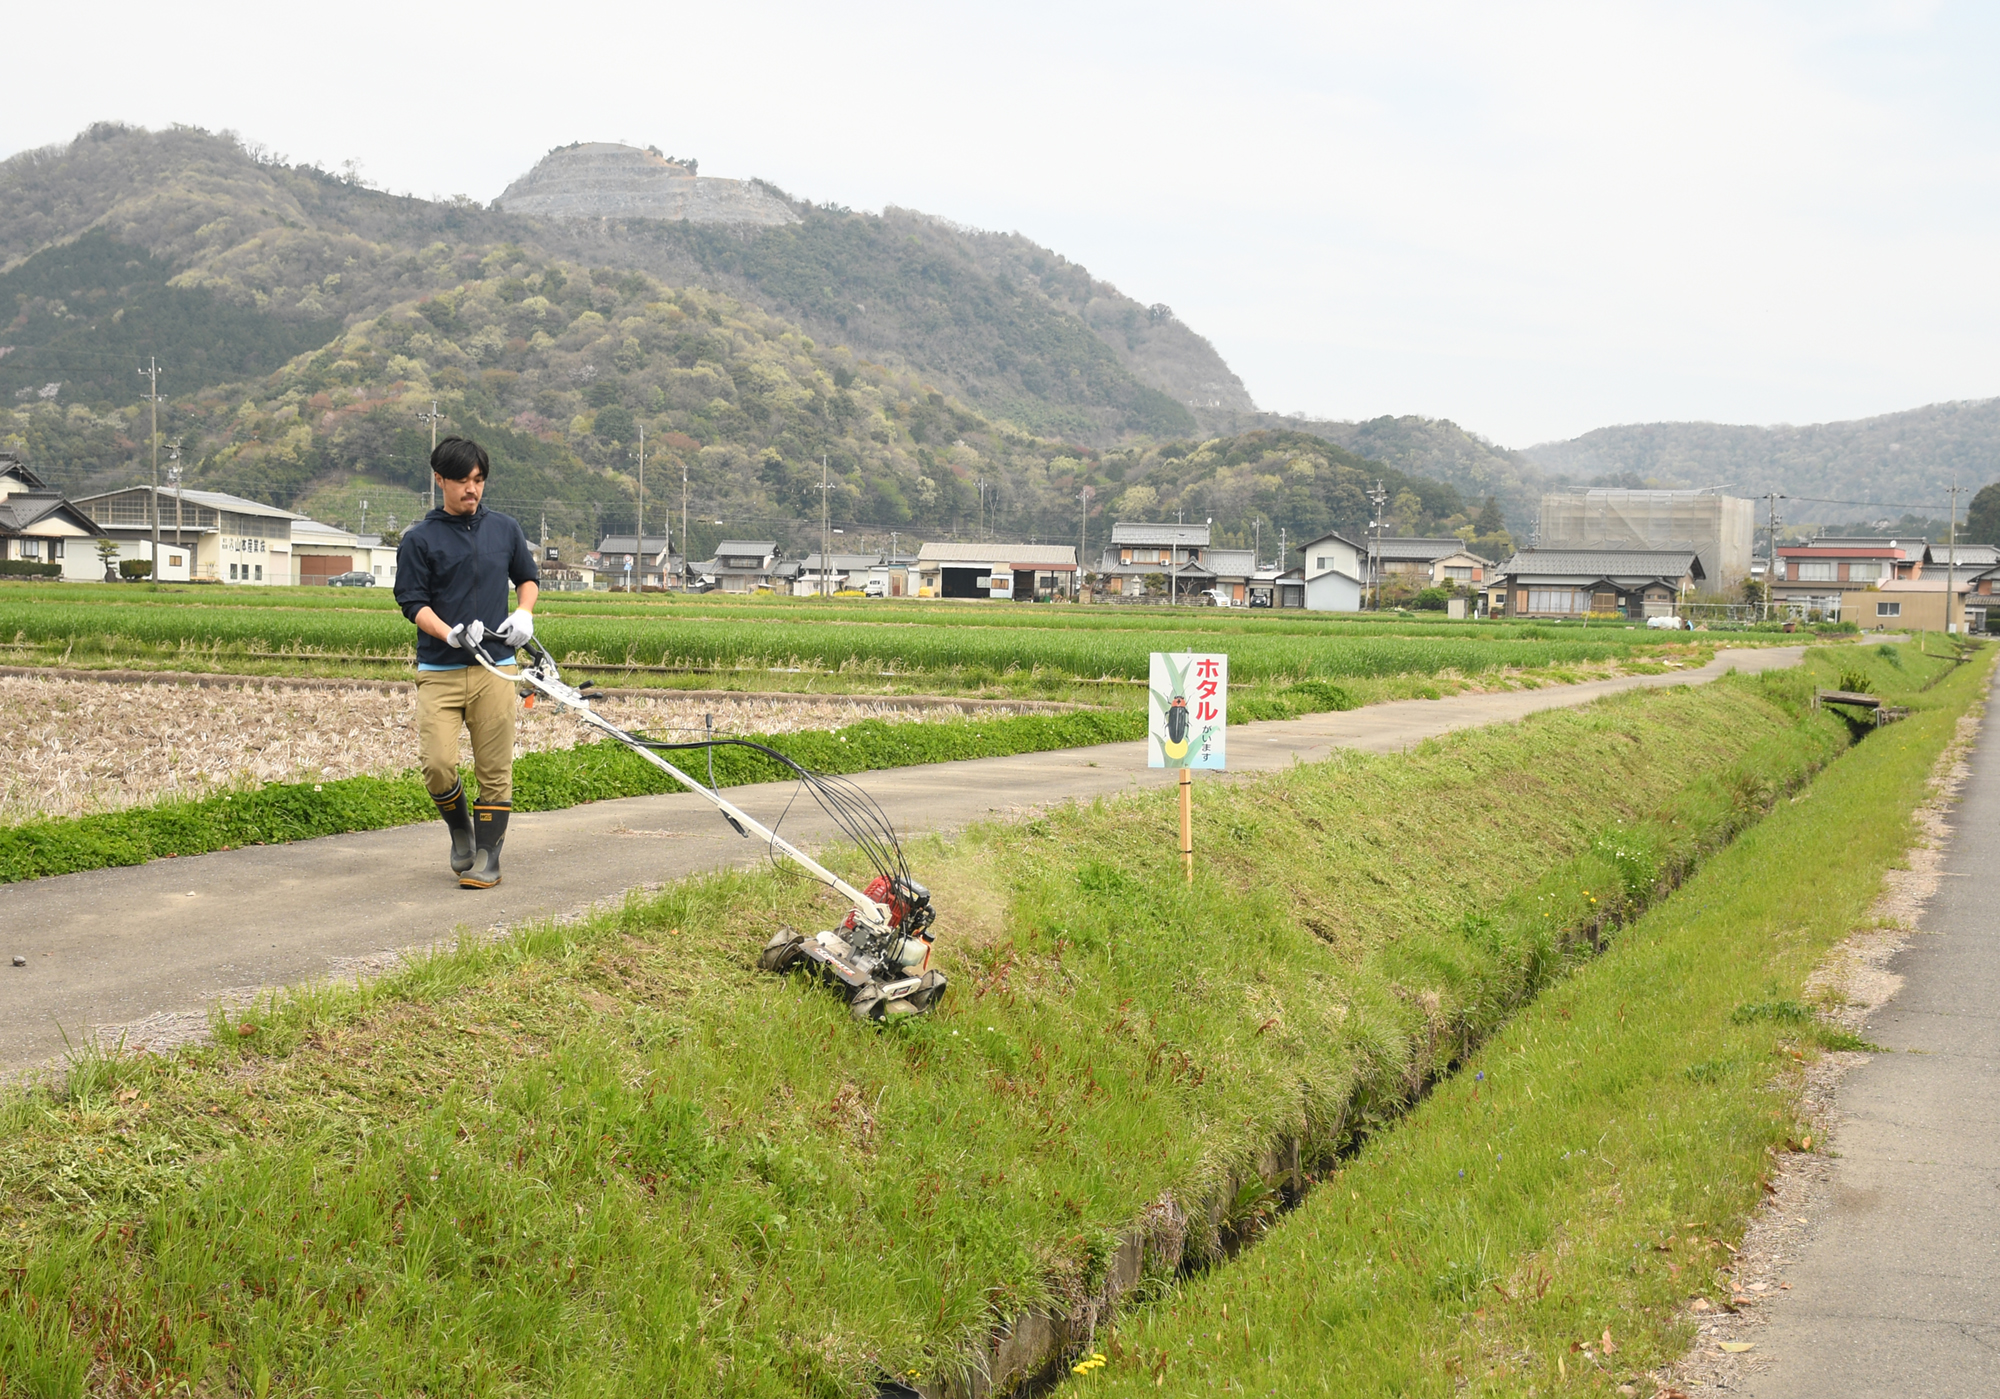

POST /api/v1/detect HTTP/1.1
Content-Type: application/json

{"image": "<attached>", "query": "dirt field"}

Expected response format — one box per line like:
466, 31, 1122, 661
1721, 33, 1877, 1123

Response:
0, 674, 999, 823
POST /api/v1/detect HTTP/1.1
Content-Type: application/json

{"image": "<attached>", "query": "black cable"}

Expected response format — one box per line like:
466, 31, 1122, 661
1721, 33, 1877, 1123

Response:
518, 637, 909, 888
622, 733, 910, 887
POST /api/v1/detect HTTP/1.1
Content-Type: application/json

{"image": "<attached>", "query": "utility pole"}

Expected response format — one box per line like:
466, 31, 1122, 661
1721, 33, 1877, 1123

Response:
138, 356, 163, 571
682, 456, 691, 588
821, 453, 831, 599
634, 423, 646, 587
1172, 509, 1184, 606
1278, 526, 1287, 578
166, 440, 184, 579
1078, 485, 1093, 601
360, 498, 370, 535
1763, 492, 1784, 623
1948, 471, 1963, 635
1253, 518, 1261, 570
1367, 480, 1389, 609
416, 401, 444, 510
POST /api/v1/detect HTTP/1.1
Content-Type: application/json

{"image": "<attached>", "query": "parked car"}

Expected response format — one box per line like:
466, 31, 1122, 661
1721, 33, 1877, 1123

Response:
1645, 615, 1686, 630
1197, 588, 1239, 607
863, 578, 888, 598
326, 571, 375, 587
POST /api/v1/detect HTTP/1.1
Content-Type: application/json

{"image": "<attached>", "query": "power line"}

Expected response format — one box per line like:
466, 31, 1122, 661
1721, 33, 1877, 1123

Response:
1780, 495, 1951, 512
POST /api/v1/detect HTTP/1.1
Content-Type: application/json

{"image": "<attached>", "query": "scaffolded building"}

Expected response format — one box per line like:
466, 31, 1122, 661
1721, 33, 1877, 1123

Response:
1537, 490, 1754, 590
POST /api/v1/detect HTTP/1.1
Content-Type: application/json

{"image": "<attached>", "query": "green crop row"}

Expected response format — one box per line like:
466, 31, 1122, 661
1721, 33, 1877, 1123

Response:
2, 579, 1691, 642
0, 597, 1691, 683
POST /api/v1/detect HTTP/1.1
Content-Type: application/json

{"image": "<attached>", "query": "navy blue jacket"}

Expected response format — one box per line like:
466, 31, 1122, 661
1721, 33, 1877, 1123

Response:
394, 506, 540, 667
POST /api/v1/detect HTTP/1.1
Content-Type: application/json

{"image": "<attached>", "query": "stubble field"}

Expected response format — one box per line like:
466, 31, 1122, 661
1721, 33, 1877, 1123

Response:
0, 673, 1017, 824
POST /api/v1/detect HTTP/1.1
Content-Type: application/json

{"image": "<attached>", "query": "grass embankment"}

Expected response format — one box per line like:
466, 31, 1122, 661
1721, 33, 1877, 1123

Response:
0, 655, 1854, 1396
1062, 639, 1987, 1396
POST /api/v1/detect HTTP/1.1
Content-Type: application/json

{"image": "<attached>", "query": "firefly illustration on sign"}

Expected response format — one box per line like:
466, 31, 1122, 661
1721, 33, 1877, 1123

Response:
1148, 652, 1228, 770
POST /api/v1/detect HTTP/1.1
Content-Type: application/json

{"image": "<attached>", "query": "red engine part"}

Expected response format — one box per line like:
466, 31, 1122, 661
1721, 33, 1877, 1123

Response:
842, 874, 934, 941
844, 875, 900, 931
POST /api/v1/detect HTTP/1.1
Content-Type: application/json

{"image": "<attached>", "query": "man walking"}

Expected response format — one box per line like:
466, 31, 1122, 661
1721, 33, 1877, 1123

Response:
394, 437, 539, 888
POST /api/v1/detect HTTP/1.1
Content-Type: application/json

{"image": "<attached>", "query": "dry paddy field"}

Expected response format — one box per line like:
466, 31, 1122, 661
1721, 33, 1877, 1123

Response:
0, 674, 1001, 823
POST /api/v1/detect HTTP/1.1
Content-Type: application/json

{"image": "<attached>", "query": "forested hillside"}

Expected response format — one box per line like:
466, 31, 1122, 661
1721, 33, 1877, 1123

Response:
0, 122, 1474, 560
1522, 399, 2000, 526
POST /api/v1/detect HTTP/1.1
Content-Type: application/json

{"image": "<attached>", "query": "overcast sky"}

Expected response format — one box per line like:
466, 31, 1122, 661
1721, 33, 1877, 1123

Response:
7, 1, 1997, 447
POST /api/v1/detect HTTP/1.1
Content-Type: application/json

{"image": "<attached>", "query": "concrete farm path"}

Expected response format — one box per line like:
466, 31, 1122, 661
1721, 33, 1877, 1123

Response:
1744, 681, 2000, 1399
0, 646, 1802, 1073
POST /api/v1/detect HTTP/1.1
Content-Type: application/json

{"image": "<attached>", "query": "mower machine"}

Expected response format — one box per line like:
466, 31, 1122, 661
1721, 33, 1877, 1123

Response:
475, 639, 946, 1020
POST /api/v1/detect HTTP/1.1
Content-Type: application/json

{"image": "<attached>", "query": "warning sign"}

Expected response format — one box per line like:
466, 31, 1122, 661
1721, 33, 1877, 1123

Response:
1148, 652, 1227, 769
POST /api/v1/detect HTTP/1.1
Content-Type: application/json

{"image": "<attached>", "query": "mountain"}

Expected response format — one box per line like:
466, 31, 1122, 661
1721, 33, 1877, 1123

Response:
501, 159, 1249, 442
496, 142, 797, 226
0, 122, 1473, 561
1521, 400, 2000, 527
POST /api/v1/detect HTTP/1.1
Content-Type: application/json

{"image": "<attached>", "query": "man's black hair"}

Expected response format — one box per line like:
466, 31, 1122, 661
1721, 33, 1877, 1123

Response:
431, 436, 490, 481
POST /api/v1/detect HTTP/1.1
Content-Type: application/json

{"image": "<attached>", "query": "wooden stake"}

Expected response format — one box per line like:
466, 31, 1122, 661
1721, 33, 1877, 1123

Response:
1179, 767, 1193, 884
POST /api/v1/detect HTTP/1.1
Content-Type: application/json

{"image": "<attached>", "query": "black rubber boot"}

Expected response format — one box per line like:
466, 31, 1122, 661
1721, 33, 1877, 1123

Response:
431, 779, 475, 875
461, 802, 509, 889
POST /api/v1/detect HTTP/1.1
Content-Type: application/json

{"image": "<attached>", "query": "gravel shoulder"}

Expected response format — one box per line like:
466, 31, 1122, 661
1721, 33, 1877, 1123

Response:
1663, 669, 1994, 1398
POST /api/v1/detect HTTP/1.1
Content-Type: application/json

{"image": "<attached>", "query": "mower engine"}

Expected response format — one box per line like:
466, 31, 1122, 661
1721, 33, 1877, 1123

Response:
759, 875, 947, 1021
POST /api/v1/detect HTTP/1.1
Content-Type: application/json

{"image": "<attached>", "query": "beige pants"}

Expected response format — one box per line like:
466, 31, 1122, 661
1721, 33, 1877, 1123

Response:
415, 664, 518, 805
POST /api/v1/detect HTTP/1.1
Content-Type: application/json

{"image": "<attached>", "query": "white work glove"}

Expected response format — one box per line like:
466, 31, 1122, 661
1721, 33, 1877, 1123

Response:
445, 618, 487, 652
496, 609, 534, 647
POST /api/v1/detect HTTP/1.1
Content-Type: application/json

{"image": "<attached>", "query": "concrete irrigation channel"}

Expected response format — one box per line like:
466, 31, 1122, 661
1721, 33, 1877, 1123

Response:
0, 647, 1801, 1076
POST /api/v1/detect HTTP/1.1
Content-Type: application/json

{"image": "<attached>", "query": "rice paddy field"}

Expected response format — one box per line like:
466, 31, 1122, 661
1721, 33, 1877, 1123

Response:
0, 583, 1735, 697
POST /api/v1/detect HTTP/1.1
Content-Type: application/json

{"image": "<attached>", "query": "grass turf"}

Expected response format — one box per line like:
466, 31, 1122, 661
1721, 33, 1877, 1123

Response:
0, 644, 1887, 1396
1059, 640, 1989, 1395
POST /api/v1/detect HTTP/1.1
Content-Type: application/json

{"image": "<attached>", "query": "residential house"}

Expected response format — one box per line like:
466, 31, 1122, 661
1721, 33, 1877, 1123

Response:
1266, 567, 1307, 609
690, 539, 779, 592
1298, 530, 1365, 612
1205, 548, 1258, 605
791, 552, 884, 596
0, 454, 106, 579
1856, 576, 1971, 633
1492, 547, 1702, 620
866, 554, 920, 598
1097, 522, 1212, 601
1368, 537, 1493, 595
1948, 545, 2000, 632
594, 534, 676, 589
1771, 537, 1931, 621
916, 542, 1078, 599
73, 485, 301, 585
